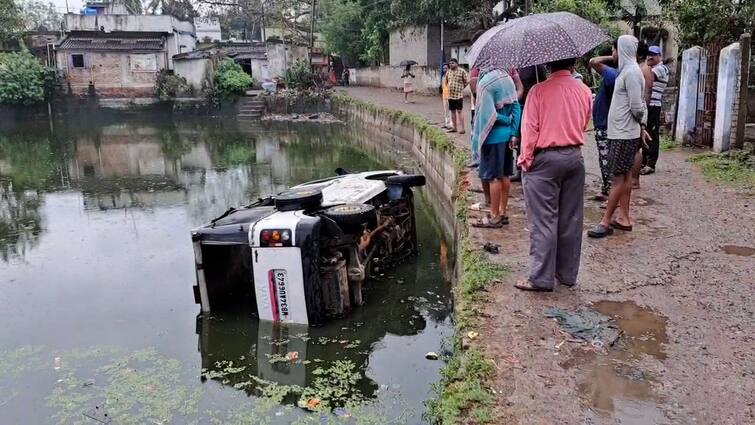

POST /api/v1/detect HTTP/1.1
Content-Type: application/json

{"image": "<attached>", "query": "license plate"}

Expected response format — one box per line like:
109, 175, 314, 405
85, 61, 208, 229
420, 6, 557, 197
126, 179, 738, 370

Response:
269, 269, 290, 321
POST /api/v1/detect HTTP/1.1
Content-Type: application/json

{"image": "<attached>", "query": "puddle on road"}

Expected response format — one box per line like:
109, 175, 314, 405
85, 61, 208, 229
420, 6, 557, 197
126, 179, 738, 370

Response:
561, 301, 669, 423
720, 245, 755, 257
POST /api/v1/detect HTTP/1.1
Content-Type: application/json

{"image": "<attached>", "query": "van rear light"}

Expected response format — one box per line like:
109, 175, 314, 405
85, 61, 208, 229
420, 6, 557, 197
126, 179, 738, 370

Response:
259, 229, 292, 247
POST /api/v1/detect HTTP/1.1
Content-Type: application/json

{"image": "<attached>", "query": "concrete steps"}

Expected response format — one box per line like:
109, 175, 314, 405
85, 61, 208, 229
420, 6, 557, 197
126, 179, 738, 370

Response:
237, 96, 265, 120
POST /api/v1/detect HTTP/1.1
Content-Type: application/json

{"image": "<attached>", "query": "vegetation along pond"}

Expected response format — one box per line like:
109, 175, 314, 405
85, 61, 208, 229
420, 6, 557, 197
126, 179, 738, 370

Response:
0, 116, 453, 424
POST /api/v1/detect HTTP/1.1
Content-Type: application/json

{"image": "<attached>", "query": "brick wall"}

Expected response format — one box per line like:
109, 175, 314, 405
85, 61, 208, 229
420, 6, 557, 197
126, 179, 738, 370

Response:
57, 51, 165, 98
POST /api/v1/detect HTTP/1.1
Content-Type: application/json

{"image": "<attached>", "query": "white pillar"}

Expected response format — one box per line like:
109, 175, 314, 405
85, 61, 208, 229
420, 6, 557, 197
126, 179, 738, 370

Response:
675, 46, 703, 143
713, 42, 742, 153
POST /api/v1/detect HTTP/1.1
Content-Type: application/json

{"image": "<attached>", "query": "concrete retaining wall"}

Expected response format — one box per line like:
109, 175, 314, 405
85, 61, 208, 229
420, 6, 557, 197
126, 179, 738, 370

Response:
331, 97, 459, 241
349, 66, 442, 95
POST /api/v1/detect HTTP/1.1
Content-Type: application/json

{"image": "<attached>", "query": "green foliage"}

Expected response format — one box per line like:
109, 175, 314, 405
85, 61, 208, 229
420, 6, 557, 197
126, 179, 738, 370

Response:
689, 151, 755, 187
20, 0, 62, 31
285, 59, 317, 90
0, 0, 24, 43
0, 50, 51, 105
535, 0, 619, 34
299, 360, 364, 410
145, 0, 198, 20
213, 59, 254, 98
660, 135, 677, 151
320, 0, 390, 64
155, 69, 190, 98
667, 0, 754, 47
426, 351, 493, 424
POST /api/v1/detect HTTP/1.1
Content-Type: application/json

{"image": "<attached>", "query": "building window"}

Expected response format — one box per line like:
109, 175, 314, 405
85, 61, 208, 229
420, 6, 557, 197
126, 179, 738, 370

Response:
71, 54, 85, 68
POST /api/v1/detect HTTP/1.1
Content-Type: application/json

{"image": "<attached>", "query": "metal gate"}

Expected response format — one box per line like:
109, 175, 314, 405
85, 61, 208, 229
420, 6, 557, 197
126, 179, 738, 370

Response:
693, 42, 723, 147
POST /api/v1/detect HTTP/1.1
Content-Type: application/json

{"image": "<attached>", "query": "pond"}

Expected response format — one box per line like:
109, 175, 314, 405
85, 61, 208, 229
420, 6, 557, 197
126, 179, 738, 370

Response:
0, 116, 453, 424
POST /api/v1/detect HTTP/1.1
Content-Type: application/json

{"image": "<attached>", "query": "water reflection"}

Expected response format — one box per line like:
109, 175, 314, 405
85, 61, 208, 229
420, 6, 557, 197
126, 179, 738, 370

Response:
0, 118, 381, 260
0, 116, 453, 423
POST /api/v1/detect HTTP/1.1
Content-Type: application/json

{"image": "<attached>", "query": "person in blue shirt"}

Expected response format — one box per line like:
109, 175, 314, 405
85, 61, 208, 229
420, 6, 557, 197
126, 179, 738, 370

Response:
470, 69, 522, 228
589, 41, 619, 200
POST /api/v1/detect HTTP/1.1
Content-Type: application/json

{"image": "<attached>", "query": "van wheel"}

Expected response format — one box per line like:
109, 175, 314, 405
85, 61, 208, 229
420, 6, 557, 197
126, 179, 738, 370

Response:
275, 187, 323, 211
323, 204, 377, 230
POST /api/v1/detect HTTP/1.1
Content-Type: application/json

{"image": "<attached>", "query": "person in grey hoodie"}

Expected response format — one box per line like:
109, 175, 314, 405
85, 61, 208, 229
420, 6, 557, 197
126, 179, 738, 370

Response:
588, 35, 650, 238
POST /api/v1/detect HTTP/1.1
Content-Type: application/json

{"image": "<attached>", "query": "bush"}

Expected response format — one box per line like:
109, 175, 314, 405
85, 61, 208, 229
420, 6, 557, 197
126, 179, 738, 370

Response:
155, 69, 189, 98
284, 59, 317, 90
0, 50, 51, 105
213, 59, 253, 97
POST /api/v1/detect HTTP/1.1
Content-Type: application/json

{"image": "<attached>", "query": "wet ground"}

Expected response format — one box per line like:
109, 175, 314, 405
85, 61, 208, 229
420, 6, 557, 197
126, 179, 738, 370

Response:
343, 87, 755, 425
0, 116, 453, 423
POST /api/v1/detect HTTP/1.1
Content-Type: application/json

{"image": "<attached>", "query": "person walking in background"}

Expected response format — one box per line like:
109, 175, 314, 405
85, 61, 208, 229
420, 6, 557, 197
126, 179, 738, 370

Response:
440, 64, 453, 129
342, 68, 350, 86
589, 41, 619, 201
588, 35, 650, 239
640, 45, 670, 175
469, 69, 521, 228
445, 58, 469, 134
401, 65, 415, 103
514, 58, 592, 291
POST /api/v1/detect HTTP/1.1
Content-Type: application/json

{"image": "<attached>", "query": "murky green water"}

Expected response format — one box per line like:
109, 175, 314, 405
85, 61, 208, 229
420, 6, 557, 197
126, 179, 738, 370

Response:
0, 116, 452, 424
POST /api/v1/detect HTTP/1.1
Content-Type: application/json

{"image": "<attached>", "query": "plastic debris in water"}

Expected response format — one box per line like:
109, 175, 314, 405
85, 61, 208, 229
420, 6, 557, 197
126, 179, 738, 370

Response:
53, 357, 61, 370
425, 351, 439, 360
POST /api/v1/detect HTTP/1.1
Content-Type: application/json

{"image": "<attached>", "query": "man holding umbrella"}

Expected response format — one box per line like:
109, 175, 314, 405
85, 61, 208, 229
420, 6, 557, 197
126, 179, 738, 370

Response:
466, 12, 606, 291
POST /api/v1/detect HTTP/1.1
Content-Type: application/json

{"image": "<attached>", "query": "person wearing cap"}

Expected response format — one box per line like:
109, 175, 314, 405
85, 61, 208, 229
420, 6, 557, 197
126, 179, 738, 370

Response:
641, 45, 670, 175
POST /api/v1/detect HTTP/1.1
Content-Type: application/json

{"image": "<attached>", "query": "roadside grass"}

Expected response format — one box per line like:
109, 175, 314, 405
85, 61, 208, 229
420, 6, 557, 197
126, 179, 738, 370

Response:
332, 93, 504, 424
425, 242, 506, 425
689, 151, 755, 187
660, 135, 677, 151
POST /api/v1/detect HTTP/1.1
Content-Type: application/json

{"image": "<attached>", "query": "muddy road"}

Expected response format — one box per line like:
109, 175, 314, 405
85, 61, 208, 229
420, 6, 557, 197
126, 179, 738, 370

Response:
471, 146, 754, 424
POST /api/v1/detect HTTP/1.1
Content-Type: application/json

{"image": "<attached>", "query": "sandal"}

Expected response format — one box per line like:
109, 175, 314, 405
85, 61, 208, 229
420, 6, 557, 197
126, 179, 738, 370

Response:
472, 215, 505, 228
446, 128, 457, 133
458, 130, 466, 134
587, 224, 614, 238
610, 219, 633, 231
469, 202, 490, 212
514, 280, 553, 292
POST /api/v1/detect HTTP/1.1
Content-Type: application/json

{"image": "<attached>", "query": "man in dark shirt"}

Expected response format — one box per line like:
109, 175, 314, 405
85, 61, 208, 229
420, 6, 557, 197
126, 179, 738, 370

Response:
589, 42, 619, 200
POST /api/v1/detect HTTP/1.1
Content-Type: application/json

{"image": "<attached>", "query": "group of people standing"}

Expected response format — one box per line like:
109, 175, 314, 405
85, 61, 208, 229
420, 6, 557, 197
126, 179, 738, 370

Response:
432, 34, 669, 292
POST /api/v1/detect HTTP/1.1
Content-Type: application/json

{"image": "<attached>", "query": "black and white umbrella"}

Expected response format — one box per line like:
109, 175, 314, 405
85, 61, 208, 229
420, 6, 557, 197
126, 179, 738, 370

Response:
466, 12, 609, 71
398, 59, 418, 67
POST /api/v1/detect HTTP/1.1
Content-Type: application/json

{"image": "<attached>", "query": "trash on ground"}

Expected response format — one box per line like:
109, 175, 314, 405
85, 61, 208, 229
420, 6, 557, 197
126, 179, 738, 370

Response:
467, 331, 479, 340
286, 351, 299, 361
483, 242, 500, 254
333, 407, 352, 417
543, 306, 621, 349
53, 357, 61, 370
425, 351, 439, 360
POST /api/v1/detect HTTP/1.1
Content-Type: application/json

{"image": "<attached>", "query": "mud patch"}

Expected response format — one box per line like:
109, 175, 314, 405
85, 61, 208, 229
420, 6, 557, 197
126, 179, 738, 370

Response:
561, 301, 669, 423
720, 245, 755, 257
632, 197, 657, 206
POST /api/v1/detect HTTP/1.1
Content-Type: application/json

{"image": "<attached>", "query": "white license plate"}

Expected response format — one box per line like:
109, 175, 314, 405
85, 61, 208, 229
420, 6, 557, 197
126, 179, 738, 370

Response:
270, 269, 291, 321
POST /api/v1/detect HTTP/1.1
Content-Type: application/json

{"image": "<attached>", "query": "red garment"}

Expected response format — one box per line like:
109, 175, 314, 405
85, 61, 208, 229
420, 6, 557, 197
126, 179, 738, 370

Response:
517, 70, 592, 171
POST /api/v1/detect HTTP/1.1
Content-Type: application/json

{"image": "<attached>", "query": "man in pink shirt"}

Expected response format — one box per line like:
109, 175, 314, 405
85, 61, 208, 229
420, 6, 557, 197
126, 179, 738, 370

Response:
514, 58, 593, 292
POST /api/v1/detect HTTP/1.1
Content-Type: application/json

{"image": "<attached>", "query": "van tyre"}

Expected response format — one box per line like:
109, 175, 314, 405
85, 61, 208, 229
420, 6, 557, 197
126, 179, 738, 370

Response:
386, 174, 426, 187
323, 204, 378, 230
275, 187, 323, 211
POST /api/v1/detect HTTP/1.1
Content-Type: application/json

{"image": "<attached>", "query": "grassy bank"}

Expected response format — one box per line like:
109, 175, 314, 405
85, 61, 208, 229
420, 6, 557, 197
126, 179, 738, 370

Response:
332, 94, 503, 424
689, 151, 755, 187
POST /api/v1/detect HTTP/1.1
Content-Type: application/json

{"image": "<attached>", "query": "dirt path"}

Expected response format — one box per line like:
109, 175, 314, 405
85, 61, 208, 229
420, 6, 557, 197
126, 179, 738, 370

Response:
341, 87, 755, 424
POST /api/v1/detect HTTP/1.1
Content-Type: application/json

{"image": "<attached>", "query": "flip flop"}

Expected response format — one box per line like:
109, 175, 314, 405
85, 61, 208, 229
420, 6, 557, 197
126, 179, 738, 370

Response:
587, 224, 614, 238
469, 202, 490, 212
514, 280, 553, 292
472, 215, 505, 228
610, 219, 633, 231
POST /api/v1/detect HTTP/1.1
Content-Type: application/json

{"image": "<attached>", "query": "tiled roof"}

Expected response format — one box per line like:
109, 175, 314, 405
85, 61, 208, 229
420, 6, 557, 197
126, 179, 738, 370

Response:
58, 32, 166, 51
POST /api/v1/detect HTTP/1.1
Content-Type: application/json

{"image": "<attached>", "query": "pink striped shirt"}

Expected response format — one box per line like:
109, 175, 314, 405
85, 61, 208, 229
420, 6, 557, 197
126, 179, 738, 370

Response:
517, 70, 593, 171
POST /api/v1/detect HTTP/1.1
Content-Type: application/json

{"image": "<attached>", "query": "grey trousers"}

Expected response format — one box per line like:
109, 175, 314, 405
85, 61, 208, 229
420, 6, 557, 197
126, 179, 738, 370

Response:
522, 147, 585, 289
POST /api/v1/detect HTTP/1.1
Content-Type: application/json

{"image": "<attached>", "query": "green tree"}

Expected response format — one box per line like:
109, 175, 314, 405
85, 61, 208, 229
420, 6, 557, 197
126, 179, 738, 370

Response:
20, 0, 62, 31
667, 0, 754, 46
0, 50, 48, 105
320, 0, 391, 64
0, 0, 24, 43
